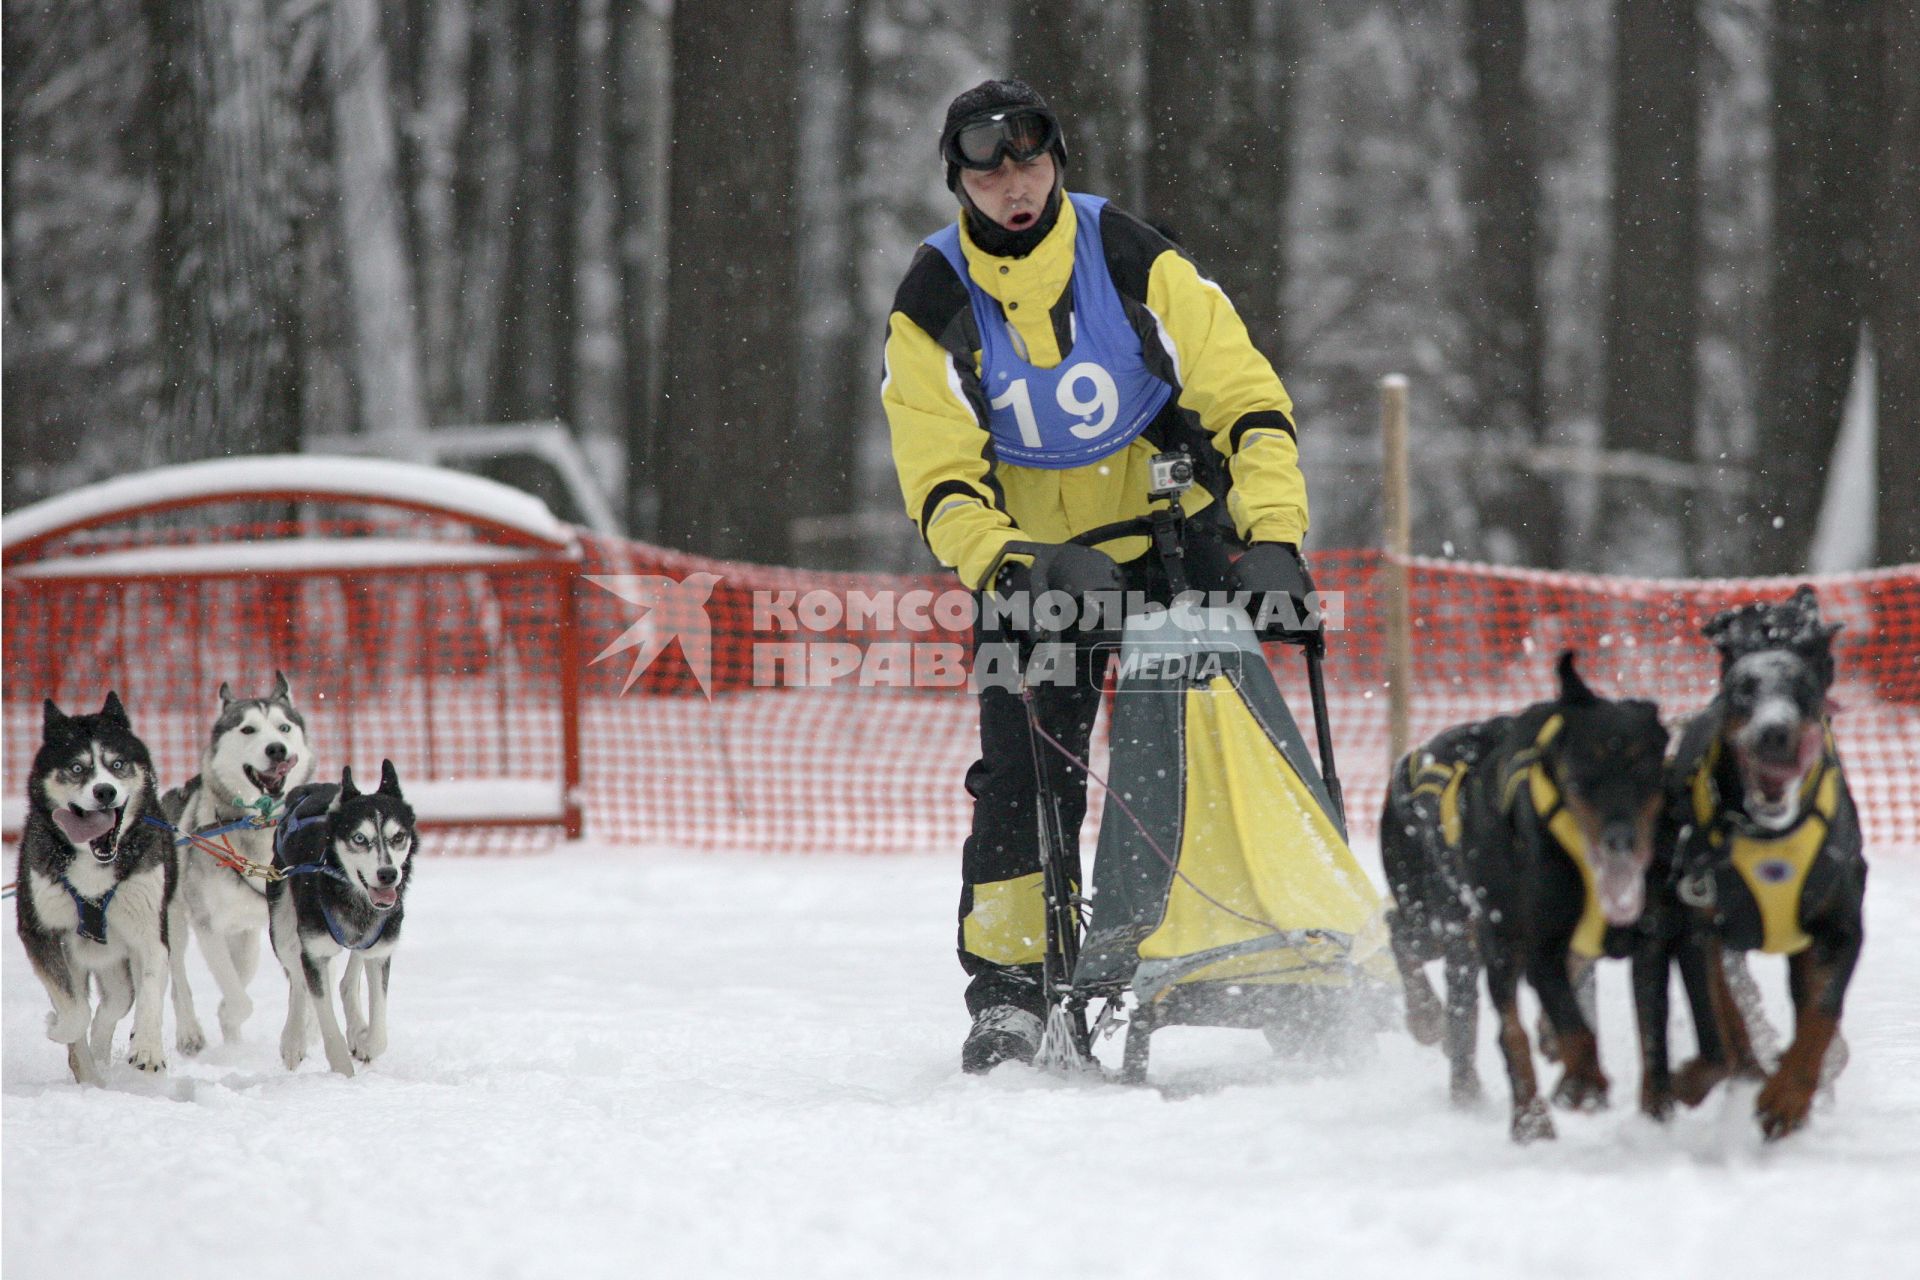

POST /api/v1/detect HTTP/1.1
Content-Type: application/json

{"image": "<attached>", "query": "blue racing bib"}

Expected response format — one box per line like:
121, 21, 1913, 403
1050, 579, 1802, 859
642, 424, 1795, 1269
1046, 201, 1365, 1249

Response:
926, 194, 1174, 469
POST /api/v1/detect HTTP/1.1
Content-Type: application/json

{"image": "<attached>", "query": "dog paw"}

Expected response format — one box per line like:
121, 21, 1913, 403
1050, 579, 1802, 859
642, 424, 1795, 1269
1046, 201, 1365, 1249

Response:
67, 1044, 101, 1086
280, 1030, 306, 1071
1756, 1071, 1815, 1141
1511, 1098, 1556, 1143
1449, 1069, 1483, 1109
46, 1008, 89, 1044
1401, 980, 1444, 1046
1672, 1056, 1730, 1108
1553, 1065, 1609, 1112
325, 1048, 356, 1078
218, 995, 254, 1041
176, 1020, 208, 1057
128, 1039, 167, 1074
348, 1027, 385, 1063
1639, 1080, 1675, 1122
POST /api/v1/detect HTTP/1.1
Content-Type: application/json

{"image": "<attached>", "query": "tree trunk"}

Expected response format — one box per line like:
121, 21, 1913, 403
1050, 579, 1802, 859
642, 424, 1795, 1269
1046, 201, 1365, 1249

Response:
1143, 0, 1287, 360
1876, 0, 1919, 565
792, 0, 869, 567
144, 0, 302, 462
329, 0, 428, 445
610, 0, 668, 536
655, 0, 799, 561
1754, 0, 1880, 572
1007, 1, 1130, 202
405, 0, 472, 424
492, 0, 581, 425
1599, 0, 1700, 575
1462, 0, 1557, 567
454, 0, 521, 419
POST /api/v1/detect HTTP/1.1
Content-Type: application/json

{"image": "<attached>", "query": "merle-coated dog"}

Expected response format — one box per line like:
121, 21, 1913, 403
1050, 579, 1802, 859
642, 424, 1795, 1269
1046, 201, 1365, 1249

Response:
15, 694, 175, 1082
268, 762, 417, 1077
1382, 653, 1669, 1141
1642, 585, 1866, 1139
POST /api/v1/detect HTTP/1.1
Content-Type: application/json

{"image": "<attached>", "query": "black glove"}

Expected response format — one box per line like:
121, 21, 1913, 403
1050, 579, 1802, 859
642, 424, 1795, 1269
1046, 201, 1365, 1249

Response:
1233, 541, 1318, 637
993, 543, 1122, 634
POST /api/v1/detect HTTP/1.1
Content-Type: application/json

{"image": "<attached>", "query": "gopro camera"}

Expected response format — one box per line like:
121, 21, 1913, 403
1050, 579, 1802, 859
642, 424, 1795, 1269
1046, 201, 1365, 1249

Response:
1148, 451, 1195, 500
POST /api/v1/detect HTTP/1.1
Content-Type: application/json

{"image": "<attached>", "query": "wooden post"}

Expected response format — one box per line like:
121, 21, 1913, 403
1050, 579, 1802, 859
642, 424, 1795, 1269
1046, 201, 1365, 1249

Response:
1382, 375, 1412, 763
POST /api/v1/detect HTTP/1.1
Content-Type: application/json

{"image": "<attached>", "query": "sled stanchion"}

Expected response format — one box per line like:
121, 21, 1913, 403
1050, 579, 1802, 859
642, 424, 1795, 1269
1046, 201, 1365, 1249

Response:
1303, 635, 1346, 832
1020, 680, 1092, 1071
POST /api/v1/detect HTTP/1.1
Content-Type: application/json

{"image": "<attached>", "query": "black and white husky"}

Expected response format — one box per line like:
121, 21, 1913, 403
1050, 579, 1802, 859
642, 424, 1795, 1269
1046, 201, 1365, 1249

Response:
14, 694, 175, 1083
161, 672, 316, 1053
269, 762, 417, 1076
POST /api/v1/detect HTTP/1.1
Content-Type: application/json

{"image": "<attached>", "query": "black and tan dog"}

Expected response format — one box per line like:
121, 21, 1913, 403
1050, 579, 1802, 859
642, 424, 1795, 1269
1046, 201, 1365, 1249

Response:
1383, 653, 1669, 1141
1643, 586, 1866, 1140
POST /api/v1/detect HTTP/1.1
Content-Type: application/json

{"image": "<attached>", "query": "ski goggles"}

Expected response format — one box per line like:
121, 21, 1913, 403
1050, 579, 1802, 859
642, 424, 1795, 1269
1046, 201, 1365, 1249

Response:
943, 108, 1060, 171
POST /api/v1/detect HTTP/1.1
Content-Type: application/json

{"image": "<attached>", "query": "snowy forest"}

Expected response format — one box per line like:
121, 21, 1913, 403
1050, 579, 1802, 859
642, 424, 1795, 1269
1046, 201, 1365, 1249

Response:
4, 0, 1915, 575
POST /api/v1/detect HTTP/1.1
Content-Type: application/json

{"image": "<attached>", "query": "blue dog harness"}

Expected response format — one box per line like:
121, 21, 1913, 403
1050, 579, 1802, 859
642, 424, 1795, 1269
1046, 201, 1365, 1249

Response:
926, 193, 1174, 469
274, 801, 390, 951
57, 875, 118, 945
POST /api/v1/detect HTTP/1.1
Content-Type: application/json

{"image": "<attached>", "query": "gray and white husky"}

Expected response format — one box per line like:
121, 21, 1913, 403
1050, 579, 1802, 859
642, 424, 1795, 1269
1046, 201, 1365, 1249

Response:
161, 672, 315, 1052
269, 762, 418, 1077
15, 694, 175, 1083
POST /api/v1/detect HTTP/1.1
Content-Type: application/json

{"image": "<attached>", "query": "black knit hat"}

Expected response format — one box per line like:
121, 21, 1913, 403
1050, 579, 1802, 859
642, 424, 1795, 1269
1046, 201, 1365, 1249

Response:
940, 78, 1068, 190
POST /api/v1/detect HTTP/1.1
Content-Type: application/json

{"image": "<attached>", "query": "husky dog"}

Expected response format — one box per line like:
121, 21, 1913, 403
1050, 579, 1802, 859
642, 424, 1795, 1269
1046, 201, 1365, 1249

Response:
15, 694, 175, 1083
269, 762, 417, 1077
161, 672, 315, 1052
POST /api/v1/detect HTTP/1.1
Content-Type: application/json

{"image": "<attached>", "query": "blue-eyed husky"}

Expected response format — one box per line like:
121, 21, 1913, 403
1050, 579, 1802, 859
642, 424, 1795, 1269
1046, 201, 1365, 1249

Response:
161, 672, 316, 1053
14, 694, 175, 1083
269, 762, 417, 1076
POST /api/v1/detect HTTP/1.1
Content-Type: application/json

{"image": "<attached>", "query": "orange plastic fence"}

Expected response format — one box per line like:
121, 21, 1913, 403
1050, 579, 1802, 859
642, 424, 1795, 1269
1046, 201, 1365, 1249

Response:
6, 518, 1917, 857
569, 540, 1919, 855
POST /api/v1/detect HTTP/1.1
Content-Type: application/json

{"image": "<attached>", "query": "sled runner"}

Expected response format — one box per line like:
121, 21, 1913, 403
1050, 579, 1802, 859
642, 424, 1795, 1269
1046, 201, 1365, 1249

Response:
1015, 464, 1392, 1084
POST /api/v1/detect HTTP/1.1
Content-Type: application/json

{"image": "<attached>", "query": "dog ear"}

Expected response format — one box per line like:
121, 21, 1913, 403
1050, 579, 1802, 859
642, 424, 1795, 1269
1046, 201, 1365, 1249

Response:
1701, 607, 1738, 652
378, 759, 403, 798
1623, 699, 1669, 741
1555, 652, 1599, 706
218, 681, 236, 707
43, 699, 67, 734
340, 766, 359, 801
272, 670, 292, 702
101, 691, 130, 727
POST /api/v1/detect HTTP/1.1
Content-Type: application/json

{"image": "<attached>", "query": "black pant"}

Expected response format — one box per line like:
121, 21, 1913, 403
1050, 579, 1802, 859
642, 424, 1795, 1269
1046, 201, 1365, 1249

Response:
958, 523, 1236, 1015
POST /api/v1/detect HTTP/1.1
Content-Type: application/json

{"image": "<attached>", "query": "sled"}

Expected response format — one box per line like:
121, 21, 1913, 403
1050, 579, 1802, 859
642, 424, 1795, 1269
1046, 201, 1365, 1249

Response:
1014, 469, 1393, 1084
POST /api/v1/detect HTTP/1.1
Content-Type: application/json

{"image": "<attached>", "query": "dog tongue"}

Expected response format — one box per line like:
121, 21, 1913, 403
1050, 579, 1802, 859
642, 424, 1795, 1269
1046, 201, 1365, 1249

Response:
54, 808, 115, 844
370, 886, 399, 909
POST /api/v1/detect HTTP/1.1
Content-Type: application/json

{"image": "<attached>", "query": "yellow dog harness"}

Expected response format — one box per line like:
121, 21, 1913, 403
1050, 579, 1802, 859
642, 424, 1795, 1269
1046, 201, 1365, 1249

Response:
1684, 729, 1841, 955
1409, 715, 1609, 957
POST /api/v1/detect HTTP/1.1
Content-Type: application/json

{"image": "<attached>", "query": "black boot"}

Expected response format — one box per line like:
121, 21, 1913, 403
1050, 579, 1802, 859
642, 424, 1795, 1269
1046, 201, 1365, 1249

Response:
961, 1006, 1043, 1074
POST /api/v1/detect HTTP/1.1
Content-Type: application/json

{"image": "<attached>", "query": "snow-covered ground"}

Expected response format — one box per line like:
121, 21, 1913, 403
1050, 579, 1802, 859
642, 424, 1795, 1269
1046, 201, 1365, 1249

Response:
6, 842, 1918, 1280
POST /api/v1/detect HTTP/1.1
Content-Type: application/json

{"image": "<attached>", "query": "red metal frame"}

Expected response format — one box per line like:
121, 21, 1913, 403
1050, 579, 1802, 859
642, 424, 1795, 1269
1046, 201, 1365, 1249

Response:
3, 474, 587, 845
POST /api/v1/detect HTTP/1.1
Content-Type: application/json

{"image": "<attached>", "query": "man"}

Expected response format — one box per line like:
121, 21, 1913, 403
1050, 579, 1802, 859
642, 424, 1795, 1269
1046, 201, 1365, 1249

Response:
881, 79, 1315, 1072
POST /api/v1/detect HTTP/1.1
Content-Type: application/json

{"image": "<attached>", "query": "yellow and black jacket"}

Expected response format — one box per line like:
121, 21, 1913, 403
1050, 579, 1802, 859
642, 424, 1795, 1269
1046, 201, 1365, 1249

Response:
882, 194, 1306, 589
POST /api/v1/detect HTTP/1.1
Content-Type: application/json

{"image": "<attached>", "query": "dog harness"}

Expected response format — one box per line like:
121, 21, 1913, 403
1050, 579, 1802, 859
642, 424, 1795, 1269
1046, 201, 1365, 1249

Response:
1411, 714, 1609, 957
56, 875, 118, 945
274, 802, 390, 950
318, 902, 390, 951
1681, 729, 1842, 955
925, 193, 1174, 469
